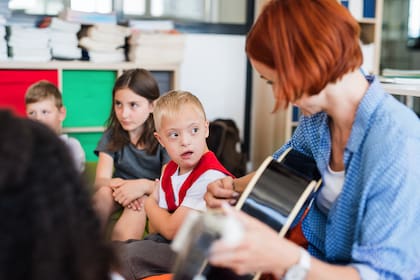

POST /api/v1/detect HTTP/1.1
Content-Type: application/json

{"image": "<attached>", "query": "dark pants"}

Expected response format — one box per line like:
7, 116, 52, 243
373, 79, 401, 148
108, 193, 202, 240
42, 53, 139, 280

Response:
114, 234, 176, 280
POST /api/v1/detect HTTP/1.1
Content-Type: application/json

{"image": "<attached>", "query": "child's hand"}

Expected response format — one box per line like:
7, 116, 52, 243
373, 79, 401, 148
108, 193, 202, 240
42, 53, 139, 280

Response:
109, 177, 124, 189
127, 196, 147, 211
112, 179, 144, 206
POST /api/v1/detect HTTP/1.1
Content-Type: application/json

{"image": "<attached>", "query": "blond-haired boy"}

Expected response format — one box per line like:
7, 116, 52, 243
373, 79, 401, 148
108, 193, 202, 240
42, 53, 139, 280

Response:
146, 90, 233, 238
25, 80, 85, 172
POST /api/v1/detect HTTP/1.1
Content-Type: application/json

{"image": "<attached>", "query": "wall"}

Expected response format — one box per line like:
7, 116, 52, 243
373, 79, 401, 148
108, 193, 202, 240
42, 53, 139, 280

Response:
248, 0, 290, 170
179, 33, 247, 139
179, 31, 283, 171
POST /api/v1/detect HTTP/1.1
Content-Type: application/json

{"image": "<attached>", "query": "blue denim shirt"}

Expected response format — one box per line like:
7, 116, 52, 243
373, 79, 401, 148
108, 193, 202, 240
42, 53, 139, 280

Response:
273, 76, 420, 279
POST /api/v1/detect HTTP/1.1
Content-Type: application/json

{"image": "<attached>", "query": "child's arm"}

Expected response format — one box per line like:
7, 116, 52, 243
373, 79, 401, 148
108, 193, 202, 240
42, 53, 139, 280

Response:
145, 197, 194, 240
112, 178, 156, 207
94, 152, 114, 190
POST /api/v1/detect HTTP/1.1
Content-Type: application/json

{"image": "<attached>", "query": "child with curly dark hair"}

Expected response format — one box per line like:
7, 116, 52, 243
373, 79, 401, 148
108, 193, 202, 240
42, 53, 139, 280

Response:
0, 109, 123, 280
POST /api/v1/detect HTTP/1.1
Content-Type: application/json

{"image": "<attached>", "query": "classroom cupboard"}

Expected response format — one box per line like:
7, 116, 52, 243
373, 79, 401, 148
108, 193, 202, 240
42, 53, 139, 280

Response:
0, 61, 179, 161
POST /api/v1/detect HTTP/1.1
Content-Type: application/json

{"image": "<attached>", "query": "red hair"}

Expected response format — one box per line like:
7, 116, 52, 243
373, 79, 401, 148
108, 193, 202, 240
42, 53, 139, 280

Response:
246, 0, 362, 111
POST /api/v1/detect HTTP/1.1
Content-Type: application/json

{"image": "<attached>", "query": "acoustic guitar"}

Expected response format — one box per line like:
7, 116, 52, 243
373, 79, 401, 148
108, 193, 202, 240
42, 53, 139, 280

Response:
171, 148, 322, 280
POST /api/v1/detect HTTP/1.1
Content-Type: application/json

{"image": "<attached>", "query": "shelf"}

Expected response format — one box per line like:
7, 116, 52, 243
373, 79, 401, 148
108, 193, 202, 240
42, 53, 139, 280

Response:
62, 126, 106, 133
381, 82, 420, 97
0, 60, 180, 71
358, 18, 377, 24
0, 61, 180, 161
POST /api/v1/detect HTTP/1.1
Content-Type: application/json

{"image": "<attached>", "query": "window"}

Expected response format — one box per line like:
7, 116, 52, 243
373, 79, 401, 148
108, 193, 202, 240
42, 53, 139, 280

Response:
70, 0, 112, 13
407, 0, 420, 48
123, 0, 146, 16
9, 0, 64, 15
7, 0, 254, 35
408, 0, 420, 38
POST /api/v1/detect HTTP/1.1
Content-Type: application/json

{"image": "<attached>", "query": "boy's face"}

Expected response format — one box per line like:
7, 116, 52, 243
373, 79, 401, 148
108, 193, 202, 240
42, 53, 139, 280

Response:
154, 104, 209, 175
26, 98, 66, 134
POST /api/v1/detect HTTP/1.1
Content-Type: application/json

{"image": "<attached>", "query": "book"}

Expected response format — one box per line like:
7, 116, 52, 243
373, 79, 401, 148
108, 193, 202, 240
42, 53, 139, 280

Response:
340, 0, 349, 8
129, 20, 175, 31
379, 77, 420, 85
59, 9, 117, 25
382, 68, 420, 78
349, 0, 363, 20
363, 0, 376, 18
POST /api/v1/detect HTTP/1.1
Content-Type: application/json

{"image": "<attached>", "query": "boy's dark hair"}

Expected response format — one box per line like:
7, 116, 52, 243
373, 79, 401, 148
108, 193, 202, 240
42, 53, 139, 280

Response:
25, 80, 63, 108
0, 110, 116, 280
107, 68, 160, 155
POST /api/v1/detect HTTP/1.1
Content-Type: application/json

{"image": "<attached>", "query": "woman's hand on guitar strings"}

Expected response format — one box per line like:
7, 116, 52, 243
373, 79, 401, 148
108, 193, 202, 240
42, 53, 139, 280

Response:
205, 176, 240, 209
208, 204, 301, 278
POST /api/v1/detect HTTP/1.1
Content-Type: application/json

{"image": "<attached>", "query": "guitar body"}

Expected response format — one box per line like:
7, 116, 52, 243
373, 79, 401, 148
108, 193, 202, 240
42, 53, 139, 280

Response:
233, 148, 321, 280
172, 148, 322, 280
236, 148, 321, 237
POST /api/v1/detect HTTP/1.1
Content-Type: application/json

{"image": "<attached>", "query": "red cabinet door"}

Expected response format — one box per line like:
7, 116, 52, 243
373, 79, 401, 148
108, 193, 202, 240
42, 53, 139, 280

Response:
0, 70, 58, 117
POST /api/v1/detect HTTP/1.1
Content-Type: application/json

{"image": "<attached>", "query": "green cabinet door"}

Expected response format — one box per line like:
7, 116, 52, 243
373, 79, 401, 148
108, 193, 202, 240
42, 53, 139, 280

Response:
62, 70, 116, 127
62, 70, 116, 162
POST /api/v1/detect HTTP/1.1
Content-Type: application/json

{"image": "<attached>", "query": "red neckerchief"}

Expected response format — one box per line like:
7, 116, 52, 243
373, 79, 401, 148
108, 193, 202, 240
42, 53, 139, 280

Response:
161, 151, 233, 212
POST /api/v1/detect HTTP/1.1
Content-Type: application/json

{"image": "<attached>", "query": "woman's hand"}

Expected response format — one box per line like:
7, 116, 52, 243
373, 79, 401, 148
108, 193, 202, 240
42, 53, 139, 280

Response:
109, 177, 125, 188
205, 173, 255, 209
205, 176, 241, 209
208, 205, 300, 278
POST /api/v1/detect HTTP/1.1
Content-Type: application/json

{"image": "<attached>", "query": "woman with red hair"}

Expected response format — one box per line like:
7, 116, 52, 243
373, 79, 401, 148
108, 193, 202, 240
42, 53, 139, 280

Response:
205, 0, 420, 279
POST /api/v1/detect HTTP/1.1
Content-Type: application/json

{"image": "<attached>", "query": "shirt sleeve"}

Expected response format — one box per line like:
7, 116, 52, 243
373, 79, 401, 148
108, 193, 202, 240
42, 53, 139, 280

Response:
158, 179, 168, 209
181, 170, 227, 212
68, 137, 86, 173
94, 130, 113, 157
272, 115, 314, 160
351, 135, 420, 279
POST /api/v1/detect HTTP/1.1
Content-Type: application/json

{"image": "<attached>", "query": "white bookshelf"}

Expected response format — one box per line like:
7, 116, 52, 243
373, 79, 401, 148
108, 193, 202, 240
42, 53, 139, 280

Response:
381, 83, 420, 97
381, 82, 420, 110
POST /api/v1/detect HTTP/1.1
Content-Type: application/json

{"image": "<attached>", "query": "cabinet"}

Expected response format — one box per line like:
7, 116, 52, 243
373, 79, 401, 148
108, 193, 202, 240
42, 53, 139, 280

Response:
0, 69, 59, 116
357, 0, 383, 76
0, 61, 179, 161
339, 0, 383, 75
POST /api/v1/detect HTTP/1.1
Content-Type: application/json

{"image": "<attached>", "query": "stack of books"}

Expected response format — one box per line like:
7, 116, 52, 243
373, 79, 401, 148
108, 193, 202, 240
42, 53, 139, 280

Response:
0, 2, 9, 60
0, 16, 7, 61
59, 9, 117, 25
380, 69, 420, 85
128, 30, 185, 64
7, 24, 51, 62
79, 23, 129, 63
340, 0, 376, 20
49, 17, 81, 60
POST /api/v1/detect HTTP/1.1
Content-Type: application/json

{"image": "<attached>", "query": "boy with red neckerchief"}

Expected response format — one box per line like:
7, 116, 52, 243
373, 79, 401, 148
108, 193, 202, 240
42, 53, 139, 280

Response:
146, 90, 233, 240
